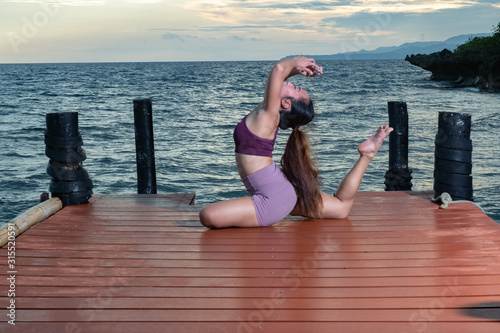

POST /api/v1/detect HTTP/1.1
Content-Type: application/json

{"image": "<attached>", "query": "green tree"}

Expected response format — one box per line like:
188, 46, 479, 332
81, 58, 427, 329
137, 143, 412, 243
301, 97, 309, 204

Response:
493, 22, 500, 36
455, 21, 500, 55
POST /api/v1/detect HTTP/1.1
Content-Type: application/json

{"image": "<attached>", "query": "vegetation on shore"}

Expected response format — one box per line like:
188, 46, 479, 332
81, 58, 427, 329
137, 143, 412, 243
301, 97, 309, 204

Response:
455, 22, 500, 54
406, 22, 500, 90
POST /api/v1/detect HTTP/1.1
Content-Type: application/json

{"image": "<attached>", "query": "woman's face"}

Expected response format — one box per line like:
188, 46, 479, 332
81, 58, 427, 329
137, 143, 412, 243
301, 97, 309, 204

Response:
281, 81, 310, 102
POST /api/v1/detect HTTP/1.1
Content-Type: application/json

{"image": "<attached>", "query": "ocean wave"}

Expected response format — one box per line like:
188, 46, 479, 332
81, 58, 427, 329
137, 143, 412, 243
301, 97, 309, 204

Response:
40, 91, 58, 97
0, 104, 19, 110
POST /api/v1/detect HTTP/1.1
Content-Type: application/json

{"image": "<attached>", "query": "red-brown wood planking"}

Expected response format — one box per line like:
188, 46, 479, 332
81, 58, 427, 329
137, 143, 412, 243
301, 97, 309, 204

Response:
1, 191, 499, 333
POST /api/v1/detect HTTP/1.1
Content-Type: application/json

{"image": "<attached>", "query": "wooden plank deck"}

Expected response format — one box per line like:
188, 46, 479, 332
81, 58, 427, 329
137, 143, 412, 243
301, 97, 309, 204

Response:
1, 191, 499, 332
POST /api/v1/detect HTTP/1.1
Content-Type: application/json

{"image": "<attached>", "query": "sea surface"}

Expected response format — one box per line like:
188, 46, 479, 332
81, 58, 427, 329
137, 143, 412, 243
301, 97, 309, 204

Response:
1, 60, 499, 227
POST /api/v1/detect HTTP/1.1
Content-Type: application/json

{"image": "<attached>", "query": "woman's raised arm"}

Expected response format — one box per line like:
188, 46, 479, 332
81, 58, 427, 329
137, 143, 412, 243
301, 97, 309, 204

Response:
262, 56, 322, 115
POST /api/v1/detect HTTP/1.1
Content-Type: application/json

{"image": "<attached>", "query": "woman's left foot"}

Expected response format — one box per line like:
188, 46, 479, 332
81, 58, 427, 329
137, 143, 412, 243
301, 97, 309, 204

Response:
358, 125, 393, 159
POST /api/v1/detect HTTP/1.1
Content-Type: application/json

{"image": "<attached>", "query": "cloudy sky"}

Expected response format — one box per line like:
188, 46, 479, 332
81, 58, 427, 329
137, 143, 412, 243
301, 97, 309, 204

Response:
1, 0, 499, 63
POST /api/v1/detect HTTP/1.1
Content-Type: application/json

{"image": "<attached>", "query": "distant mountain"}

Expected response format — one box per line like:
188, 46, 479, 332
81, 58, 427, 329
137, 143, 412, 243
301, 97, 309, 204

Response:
296, 33, 492, 60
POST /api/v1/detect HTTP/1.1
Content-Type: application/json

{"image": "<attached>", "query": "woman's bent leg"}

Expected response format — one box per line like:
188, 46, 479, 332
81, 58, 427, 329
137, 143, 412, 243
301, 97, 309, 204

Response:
199, 197, 261, 228
322, 125, 392, 218
320, 155, 373, 218
291, 125, 392, 219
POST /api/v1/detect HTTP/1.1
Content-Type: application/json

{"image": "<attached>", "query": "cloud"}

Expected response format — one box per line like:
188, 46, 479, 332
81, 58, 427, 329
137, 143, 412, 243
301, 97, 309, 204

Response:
228, 35, 263, 42
160, 28, 263, 43
178, 0, 499, 47
161, 32, 198, 42
199, 24, 286, 32
126, 0, 162, 3
4, 0, 164, 4
3, 0, 106, 5
181, 0, 481, 41
184, 0, 479, 21
162, 32, 184, 41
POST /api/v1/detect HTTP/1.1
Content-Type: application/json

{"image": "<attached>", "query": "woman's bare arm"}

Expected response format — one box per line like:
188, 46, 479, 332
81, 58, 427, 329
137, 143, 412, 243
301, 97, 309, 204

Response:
262, 57, 322, 115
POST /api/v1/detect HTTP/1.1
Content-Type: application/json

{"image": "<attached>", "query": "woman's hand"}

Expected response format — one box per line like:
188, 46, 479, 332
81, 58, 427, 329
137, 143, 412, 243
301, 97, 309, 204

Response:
290, 56, 323, 77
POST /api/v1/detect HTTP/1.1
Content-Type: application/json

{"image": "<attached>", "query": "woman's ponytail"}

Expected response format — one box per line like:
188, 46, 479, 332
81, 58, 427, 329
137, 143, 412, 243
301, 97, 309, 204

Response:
281, 128, 323, 219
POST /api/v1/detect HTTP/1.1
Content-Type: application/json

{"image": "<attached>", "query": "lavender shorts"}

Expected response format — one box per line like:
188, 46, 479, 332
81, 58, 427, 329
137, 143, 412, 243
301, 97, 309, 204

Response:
242, 162, 297, 227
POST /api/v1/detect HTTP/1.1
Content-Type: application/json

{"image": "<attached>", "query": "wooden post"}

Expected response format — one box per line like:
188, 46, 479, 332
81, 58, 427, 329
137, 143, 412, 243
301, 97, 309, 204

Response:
45, 112, 93, 206
133, 99, 157, 194
434, 112, 473, 201
384, 101, 413, 191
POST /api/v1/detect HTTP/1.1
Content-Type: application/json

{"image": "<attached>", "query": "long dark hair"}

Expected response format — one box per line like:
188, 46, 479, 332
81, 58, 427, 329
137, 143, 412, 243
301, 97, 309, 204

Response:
280, 99, 323, 218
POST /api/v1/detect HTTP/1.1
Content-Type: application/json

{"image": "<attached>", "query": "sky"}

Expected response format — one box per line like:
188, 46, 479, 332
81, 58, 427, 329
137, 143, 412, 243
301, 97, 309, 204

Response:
1, 0, 499, 63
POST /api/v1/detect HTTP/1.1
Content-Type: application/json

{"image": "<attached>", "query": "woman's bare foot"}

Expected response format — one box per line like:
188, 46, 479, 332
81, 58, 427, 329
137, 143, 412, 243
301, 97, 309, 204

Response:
358, 125, 393, 159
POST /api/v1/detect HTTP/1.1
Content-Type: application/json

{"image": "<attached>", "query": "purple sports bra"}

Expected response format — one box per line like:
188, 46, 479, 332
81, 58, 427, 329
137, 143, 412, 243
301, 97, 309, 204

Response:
233, 115, 278, 158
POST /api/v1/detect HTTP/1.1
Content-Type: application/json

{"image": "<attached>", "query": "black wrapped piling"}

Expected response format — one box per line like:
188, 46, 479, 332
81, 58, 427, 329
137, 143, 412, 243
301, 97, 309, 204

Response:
384, 101, 413, 191
45, 112, 93, 206
434, 112, 473, 201
133, 99, 157, 194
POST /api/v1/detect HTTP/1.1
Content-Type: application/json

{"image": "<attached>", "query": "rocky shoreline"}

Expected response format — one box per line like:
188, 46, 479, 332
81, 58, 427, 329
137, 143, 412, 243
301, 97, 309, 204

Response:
405, 39, 500, 90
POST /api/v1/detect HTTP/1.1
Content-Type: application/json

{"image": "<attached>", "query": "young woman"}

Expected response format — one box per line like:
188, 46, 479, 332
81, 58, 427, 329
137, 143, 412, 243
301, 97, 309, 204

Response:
199, 56, 392, 228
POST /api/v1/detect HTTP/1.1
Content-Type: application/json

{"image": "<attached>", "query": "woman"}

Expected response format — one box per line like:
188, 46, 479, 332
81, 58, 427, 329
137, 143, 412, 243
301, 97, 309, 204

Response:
199, 56, 392, 228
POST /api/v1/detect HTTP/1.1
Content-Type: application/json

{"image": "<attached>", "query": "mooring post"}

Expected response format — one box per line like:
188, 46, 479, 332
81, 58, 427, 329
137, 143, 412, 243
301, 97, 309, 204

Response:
384, 101, 413, 191
45, 112, 93, 206
133, 99, 157, 194
434, 112, 473, 201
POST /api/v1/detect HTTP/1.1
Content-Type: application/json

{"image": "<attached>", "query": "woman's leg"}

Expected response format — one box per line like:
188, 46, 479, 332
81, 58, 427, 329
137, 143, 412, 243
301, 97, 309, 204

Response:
318, 155, 373, 219
321, 125, 393, 218
292, 125, 393, 219
199, 197, 261, 228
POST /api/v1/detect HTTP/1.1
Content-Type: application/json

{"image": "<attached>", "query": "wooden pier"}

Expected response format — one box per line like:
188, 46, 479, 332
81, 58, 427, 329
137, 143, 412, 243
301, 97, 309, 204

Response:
1, 191, 499, 332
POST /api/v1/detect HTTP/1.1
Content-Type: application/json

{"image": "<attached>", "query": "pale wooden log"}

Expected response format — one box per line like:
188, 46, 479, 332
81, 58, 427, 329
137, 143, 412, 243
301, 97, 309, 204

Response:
0, 197, 62, 247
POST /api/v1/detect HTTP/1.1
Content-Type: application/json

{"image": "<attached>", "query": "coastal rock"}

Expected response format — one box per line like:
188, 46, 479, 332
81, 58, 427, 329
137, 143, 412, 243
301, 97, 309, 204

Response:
405, 49, 500, 90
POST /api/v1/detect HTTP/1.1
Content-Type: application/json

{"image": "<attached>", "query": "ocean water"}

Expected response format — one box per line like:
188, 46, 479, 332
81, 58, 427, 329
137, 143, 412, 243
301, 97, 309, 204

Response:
0, 60, 499, 227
